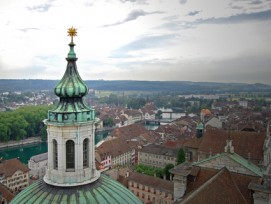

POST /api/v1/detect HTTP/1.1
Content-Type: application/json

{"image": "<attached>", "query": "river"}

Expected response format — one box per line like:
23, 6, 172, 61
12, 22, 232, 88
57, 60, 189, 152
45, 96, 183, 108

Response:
0, 131, 109, 164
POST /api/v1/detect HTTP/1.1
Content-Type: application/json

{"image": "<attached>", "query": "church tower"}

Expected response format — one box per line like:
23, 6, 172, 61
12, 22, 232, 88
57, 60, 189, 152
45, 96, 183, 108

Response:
44, 27, 100, 186
10, 28, 141, 204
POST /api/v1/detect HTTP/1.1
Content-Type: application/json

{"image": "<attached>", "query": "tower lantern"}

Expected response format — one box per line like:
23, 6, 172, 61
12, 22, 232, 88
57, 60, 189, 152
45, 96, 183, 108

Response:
44, 27, 100, 186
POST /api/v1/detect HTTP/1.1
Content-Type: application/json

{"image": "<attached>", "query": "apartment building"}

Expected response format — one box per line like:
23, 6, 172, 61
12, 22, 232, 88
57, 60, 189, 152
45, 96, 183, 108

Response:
138, 144, 177, 168
0, 158, 29, 193
96, 137, 137, 168
28, 152, 48, 178
126, 172, 174, 204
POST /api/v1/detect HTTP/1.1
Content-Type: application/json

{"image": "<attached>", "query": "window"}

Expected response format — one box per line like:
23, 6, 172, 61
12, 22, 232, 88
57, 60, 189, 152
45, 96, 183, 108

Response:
53, 139, 58, 169
83, 138, 89, 168
66, 140, 75, 171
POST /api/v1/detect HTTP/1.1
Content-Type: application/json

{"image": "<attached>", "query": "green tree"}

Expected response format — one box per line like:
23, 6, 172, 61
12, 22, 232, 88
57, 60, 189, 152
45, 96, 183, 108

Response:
40, 126, 47, 141
103, 117, 114, 127
177, 148, 185, 164
0, 124, 10, 142
164, 163, 174, 180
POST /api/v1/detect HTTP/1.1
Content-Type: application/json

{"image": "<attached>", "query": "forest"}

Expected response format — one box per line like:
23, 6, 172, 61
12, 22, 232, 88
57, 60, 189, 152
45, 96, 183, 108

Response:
0, 106, 51, 142
0, 79, 271, 94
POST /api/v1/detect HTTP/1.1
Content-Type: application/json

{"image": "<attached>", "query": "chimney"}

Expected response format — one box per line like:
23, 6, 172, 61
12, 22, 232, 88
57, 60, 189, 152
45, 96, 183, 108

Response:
125, 170, 130, 178
224, 140, 234, 154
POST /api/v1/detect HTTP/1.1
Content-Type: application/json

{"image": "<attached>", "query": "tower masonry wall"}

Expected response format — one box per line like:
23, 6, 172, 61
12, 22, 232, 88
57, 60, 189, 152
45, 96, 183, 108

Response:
44, 120, 100, 186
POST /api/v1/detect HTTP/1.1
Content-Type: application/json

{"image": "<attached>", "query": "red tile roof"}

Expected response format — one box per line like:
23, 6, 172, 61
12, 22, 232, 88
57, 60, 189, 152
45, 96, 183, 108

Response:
181, 167, 259, 204
198, 129, 265, 161
0, 183, 14, 203
0, 158, 29, 178
96, 137, 136, 159
110, 123, 148, 140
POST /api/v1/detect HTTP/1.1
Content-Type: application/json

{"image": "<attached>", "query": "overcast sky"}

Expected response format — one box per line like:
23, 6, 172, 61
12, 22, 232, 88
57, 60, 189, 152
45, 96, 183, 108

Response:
1, 0, 271, 84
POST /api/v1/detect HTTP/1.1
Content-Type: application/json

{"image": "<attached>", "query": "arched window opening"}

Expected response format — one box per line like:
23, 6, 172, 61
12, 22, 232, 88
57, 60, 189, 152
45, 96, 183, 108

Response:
83, 138, 89, 168
66, 140, 75, 171
53, 139, 58, 169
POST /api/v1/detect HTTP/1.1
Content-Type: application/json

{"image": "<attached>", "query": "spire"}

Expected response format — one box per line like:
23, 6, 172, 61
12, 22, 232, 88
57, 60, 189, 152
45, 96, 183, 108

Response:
48, 27, 94, 124
67, 27, 77, 59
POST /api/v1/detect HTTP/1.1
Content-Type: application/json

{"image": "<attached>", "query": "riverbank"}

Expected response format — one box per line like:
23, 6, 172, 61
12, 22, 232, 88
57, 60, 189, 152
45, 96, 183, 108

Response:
0, 137, 42, 150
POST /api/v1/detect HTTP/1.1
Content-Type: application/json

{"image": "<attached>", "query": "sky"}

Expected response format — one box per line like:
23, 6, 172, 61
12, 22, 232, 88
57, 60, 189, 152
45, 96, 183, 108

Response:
1, 0, 271, 84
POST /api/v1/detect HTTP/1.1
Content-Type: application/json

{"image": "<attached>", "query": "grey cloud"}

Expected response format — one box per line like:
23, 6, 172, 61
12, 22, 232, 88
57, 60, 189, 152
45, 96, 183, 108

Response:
187, 10, 201, 16
228, 2, 243, 10
102, 9, 164, 27
110, 34, 177, 58
160, 9, 271, 30
27, 0, 54, 12
194, 9, 271, 24
231, 5, 243, 10
18, 28, 39, 32
249, 0, 263, 5
162, 15, 179, 21
180, 0, 187, 4
119, 0, 148, 4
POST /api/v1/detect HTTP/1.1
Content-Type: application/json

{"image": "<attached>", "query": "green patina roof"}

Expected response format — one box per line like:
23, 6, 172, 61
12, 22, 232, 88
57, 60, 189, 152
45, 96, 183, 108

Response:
194, 152, 263, 177
48, 37, 94, 123
196, 122, 204, 130
54, 42, 88, 98
11, 174, 142, 204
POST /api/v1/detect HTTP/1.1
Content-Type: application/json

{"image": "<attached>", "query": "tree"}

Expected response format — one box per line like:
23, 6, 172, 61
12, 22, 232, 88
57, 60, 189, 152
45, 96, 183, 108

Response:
103, 117, 114, 127
164, 163, 174, 180
155, 110, 162, 119
0, 124, 10, 142
177, 148, 185, 164
40, 126, 47, 142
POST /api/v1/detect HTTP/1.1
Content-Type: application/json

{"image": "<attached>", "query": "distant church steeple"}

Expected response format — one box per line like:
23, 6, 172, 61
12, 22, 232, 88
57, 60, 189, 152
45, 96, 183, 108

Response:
196, 122, 204, 138
44, 27, 100, 187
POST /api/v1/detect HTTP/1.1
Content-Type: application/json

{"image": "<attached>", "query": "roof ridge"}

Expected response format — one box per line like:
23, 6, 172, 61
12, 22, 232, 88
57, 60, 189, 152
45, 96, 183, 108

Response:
181, 167, 247, 204
194, 152, 263, 177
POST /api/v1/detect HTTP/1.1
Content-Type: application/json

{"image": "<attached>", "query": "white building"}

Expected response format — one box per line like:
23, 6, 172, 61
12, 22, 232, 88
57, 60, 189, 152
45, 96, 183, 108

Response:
28, 153, 48, 178
0, 158, 29, 193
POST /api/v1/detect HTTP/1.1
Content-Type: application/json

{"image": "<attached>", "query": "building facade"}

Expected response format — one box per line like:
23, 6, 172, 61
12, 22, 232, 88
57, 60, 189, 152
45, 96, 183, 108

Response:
138, 144, 177, 168
96, 137, 136, 168
0, 158, 29, 193
127, 172, 174, 204
28, 153, 48, 179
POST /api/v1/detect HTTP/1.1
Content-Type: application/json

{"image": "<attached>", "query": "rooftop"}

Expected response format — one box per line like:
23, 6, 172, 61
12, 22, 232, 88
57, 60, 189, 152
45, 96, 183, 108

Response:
0, 158, 29, 177
11, 174, 142, 204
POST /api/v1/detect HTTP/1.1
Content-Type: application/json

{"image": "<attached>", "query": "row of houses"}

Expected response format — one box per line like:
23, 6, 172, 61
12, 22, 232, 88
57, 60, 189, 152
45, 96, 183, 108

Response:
95, 102, 157, 128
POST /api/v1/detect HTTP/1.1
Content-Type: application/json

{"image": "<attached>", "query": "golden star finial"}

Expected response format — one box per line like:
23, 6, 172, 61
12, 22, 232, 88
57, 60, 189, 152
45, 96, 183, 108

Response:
67, 27, 77, 42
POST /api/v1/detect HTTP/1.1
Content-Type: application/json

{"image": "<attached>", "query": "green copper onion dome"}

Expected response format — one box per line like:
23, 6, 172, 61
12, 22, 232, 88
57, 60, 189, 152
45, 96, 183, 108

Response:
47, 28, 94, 124
54, 41, 88, 98
11, 174, 142, 204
